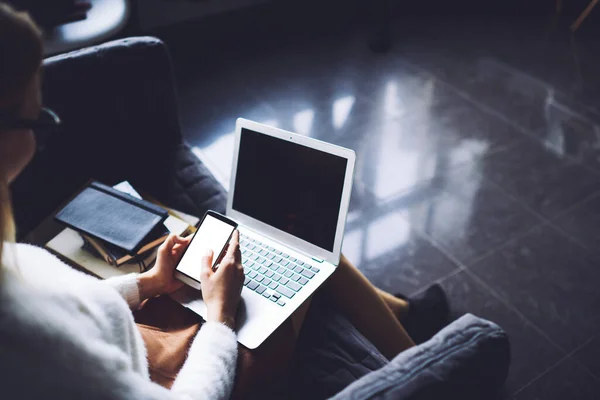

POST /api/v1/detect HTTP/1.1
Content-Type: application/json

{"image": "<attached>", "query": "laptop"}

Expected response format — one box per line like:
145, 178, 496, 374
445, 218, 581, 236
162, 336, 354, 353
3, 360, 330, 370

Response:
173, 118, 356, 349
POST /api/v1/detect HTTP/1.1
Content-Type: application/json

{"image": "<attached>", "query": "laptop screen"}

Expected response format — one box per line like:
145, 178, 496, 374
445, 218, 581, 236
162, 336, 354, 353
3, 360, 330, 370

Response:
232, 128, 348, 252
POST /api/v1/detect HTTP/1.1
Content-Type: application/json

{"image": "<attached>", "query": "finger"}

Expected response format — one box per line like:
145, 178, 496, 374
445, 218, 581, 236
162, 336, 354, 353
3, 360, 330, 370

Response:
213, 254, 238, 277
172, 236, 191, 252
235, 242, 242, 263
172, 235, 188, 244
159, 234, 178, 255
226, 230, 240, 260
200, 249, 214, 281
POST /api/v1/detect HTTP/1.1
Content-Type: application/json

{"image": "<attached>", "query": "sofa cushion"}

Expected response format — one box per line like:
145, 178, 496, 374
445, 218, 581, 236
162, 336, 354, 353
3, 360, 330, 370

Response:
330, 313, 510, 400
130, 143, 227, 218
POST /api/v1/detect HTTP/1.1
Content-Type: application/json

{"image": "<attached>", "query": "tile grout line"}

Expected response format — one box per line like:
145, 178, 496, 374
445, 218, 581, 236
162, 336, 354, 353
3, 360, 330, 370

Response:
510, 334, 599, 397
457, 219, 550, 270
408, 267, 465, 298
398, 197, 570, 355
400, 59, 600, 179
546, 189, 600, 222
409, 218, 572, 372
456, 165, 600, 265
462, 268, 568, 355
383, 144, 599, 360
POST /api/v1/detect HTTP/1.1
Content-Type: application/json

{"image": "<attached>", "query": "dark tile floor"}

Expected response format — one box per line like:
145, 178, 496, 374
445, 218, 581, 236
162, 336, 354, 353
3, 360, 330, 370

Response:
162, 7, 600, 398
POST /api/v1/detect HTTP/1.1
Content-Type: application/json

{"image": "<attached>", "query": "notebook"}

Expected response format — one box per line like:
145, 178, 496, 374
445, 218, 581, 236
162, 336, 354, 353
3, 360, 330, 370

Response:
54, 181, 169, 254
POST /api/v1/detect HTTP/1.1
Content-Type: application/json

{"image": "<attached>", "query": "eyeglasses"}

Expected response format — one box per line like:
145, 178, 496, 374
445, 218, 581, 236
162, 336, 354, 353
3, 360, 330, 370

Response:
0, 107, 61, 132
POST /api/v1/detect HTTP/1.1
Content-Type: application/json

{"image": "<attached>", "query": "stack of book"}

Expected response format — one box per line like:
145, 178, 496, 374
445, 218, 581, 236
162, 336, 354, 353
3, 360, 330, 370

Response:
48, 181, 198, 277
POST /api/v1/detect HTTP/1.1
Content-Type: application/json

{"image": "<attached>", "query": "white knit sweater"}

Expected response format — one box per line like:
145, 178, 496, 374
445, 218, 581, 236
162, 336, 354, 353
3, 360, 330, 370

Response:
0, 242, 238, 400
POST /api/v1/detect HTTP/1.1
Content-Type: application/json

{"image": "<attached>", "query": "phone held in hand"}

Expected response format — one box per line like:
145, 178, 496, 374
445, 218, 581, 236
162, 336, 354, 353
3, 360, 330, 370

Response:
174, 210, 238, 290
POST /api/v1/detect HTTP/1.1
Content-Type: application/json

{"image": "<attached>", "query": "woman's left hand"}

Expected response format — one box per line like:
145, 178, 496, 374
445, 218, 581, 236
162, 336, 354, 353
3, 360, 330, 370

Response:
138, 234, 191, 300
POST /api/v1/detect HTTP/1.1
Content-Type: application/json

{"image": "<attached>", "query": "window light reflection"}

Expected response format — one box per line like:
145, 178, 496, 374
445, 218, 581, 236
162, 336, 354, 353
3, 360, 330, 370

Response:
332, 95, 355, 129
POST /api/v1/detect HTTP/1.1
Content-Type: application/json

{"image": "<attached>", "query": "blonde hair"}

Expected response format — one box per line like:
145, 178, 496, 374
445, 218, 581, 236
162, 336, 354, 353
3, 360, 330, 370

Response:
0, 3, 43, 264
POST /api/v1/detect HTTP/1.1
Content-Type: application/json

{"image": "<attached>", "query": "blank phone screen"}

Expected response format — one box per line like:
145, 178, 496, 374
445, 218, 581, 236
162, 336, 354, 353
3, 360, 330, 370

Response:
176, 215, 236, 282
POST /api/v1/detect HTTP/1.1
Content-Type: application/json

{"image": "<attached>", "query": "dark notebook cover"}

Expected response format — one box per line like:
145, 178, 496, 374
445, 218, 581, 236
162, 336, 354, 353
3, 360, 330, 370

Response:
55, 181, 169, 254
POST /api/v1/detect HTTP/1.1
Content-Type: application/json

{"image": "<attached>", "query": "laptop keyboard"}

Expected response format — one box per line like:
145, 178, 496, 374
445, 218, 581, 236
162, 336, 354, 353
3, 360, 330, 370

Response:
239, 232, 320, 307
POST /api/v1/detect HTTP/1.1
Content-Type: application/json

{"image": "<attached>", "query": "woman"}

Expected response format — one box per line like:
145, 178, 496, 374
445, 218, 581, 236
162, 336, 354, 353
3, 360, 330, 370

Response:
0, 4, 449, 399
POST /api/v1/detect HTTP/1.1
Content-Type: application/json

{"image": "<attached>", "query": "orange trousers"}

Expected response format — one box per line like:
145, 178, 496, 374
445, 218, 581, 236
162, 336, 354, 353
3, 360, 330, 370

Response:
133, 296, 297, 399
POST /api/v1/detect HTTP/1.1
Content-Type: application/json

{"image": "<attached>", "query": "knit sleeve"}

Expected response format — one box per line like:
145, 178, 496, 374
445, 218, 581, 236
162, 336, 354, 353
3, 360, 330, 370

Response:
104, 273, 141, 309
171, 322, 238, 400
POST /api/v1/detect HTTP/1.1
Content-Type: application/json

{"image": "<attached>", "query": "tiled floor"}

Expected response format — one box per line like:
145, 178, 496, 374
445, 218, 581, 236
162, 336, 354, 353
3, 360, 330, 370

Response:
162, 7, 600, 398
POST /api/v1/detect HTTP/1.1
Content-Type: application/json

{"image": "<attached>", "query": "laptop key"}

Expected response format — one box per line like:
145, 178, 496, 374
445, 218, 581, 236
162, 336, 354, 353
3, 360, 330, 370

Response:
253, 254, 260, 261
275, 256, 283, 263
262, 291, 270, 298
282, 260, 290, 267
293, 265, 304, 274
247, 280, 259, 290
284, 270, 293, 278
258, 266, 268, 274
310, 266, 320, 273
275, 250, 282, 255
283, 254, 290, 259
291, 273, 301, 282
301, 269, 315, 279
279, 277, 290, 285
297, 260, 305, 266
265, 270, 274, 278
269, 296, 277, 302
264, 260, 273, 268
248, 271, 258, 279
256, 284, 267, 294
271, 292, 281, 299
277, 267, 287, 274
244, 276, 250, 285
276, 285, 295, 299
255, 275, 264, 283
286, 280, 301, 292
277, 298, 286, 306
269, 281, 279, 290
298, 277, 308, 285
272, 273, 282, 282
262, 278, 272, 286
290, 257, 297, 262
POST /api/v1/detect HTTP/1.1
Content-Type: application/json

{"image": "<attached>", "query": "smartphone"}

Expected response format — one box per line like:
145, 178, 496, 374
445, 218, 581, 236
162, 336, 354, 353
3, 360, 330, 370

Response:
174, 210, 238, 290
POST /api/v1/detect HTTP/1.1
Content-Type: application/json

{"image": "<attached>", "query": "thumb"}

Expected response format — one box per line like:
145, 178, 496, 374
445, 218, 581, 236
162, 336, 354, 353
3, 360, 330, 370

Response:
200, 249, 214, 281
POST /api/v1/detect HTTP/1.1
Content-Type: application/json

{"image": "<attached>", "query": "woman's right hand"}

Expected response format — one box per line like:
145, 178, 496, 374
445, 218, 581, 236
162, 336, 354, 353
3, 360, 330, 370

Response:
200, 230, 245, 330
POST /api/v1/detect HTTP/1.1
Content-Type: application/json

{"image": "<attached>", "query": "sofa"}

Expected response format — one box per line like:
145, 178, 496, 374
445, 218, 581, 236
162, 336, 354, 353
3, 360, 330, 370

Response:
10, 37, 510, 399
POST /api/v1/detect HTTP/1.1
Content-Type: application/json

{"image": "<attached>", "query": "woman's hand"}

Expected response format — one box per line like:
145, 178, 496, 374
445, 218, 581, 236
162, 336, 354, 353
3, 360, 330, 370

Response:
137, 234, 190, 300
200, 230, 244, 330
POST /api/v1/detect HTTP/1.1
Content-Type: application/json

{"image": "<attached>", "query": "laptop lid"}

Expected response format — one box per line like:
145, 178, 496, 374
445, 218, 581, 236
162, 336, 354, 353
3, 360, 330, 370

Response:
227, 118, 356, 266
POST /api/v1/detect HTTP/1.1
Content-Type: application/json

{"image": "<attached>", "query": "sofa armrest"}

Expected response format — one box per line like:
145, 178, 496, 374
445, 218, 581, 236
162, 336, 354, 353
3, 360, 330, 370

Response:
41, 36, 183, 160
11, 37, 186, 238
330, 314, 510, 400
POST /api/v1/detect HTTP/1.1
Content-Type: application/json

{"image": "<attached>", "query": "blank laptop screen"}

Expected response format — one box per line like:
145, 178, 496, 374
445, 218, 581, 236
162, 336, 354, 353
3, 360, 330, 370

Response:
232, 128, 348, 252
